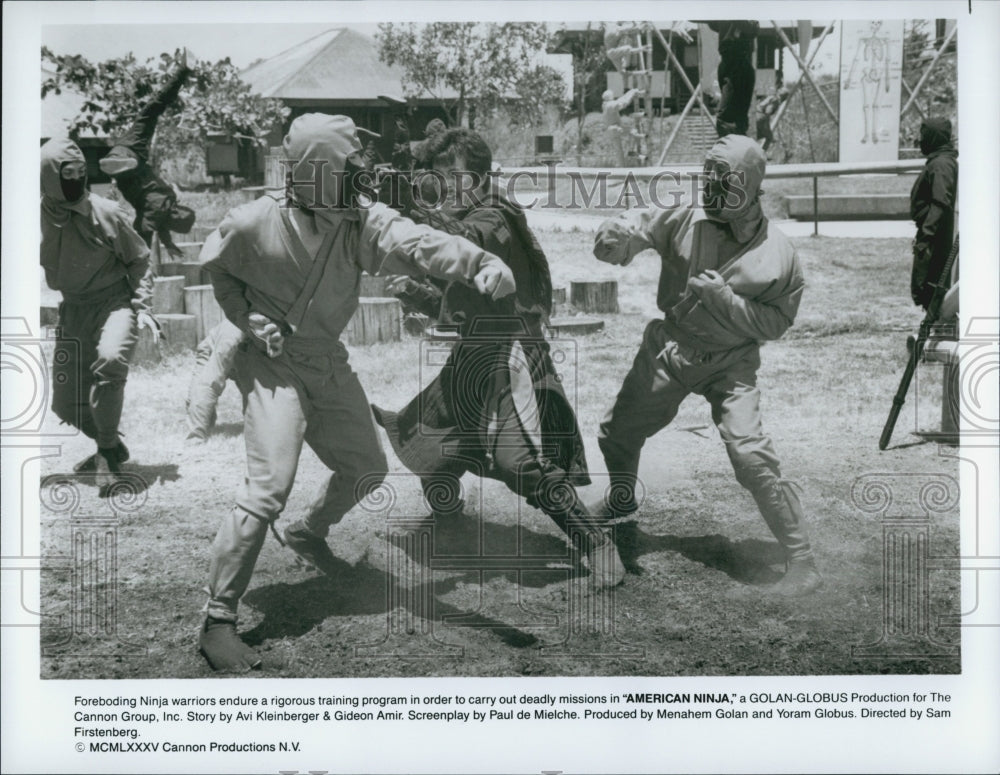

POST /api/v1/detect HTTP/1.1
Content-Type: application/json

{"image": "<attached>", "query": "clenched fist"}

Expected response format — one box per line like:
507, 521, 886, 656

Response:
473, 262, 516, 300
247, 312, 284, 357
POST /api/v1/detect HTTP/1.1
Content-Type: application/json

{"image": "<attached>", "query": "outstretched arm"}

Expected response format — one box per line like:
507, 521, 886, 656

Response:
358, 202, 515, 300
594, 207, 670, 266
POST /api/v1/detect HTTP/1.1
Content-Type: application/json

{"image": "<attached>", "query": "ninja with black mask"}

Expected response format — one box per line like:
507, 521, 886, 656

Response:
909, 117, 958, 310
41, 138, 158, 487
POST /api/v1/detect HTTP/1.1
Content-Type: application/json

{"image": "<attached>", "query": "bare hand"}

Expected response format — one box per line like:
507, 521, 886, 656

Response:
473, 263, 516, 300
247, 312, 284, 357
137, 311, 161, 344
687, 269, 726, 297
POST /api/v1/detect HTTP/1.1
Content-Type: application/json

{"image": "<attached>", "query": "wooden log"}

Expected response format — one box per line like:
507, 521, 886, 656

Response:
40, 304, 60, 327
425, 325, 460, 342
403, 312, 430, 337
132, 322, 162, 366
346, 298, 401, 346
175, 242, 204, 262
359, 274, 391, 297
551, 286, 567, 315
570, 280, 619, 313
152, 276, 186, 315
160, 261, 209, 288
187, 225, 218, 243
546, 316, 605, 336
156, 313, 199, 355
184, 284, 225, 341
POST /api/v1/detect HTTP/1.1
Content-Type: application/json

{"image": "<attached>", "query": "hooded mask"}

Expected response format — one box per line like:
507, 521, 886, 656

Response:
41, 138, 91, 225
919, 117, 952, 156
702, 134, 766, 243
282, 113, 365, 231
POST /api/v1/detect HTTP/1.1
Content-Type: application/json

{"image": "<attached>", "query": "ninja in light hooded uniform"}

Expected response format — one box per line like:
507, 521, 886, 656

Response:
40, 138, 157, 483
198, 113, 516, 671
592, 134, 821, 595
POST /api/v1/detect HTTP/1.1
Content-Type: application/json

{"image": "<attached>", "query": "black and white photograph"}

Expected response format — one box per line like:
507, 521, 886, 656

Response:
2, 1, 998, 773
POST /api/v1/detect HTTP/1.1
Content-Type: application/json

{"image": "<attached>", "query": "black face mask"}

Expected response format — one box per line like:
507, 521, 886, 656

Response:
60, 176, 87, 203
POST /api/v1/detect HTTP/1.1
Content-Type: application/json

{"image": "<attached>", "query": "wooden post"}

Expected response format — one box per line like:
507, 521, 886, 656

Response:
188, 225, 217, 243
551, 287, 567, 315
132, 323, 162, 365
812, 176, 819, 237
347, 298, 402, 346
156, 313, 199, 354
570, 280, 619, 314
183, 285, 225, 341
152, 276, 186, 315
160, 261, 208, 288
360, 275, 391, 297
176, 242, 204, 262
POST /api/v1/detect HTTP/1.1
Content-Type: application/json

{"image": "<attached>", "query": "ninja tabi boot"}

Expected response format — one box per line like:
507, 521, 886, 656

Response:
283, 521, 341, 577
198, 617, 262, 672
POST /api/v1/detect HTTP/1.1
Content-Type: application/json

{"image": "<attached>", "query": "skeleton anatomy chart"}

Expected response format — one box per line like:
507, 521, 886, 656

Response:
839, 19, 904, 162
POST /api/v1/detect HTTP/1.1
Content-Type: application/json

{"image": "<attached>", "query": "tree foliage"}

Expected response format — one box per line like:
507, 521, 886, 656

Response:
375, 22, 566, 127
41, 47, 289, 166
900, 19, 957, 147
550, 23, 612, 163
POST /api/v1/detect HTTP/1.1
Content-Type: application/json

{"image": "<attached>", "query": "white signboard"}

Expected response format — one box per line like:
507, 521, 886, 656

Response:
839, 19, 904, 162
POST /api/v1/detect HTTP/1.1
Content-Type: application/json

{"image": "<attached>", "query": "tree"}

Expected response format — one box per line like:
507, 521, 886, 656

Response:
550, 23, 610, 164
41, 47, 289, 168
900, 19, 957, 149
375, 22, 566, 128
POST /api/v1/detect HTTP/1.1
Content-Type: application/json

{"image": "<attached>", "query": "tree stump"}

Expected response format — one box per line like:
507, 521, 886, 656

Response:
187, 225, 217, 243
570, 280, 618, 313
360, 274, 391, 297
347, 298, 401, 346
551, 286, 567, 315
547, 316, 605, 336
157, 313, 199, 355
176, 242, 204, 262
160, 261, 208, 288
132, 323, 162, 365
184, 285, 225, 341
152, 276, 186, 315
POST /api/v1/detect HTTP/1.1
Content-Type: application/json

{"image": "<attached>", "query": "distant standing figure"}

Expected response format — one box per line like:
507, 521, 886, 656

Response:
706, 21, 759, 137
910, 117, 958, 310
602, 88, 643, 166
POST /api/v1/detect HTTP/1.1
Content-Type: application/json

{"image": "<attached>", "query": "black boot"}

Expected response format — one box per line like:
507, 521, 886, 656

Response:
283, 521, 342, 576
198, 617, 262, 672
74, 439, 130, 474
93, 442, 127, 488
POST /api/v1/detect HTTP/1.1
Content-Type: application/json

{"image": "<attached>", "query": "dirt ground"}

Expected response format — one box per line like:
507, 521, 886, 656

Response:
37, 223, 961, 679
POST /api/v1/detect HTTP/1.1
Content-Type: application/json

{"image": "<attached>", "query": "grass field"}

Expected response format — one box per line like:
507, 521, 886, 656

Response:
37, 217, 961, 679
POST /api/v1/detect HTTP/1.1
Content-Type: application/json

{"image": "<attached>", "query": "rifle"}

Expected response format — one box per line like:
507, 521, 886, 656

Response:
879, 234, 960, 450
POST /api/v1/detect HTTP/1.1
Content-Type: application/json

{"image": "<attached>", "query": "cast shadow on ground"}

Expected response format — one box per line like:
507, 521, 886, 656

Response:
242, 556, 540, 650
41, 462, 180, 499
204, 422, 244, 439
612, 521, 786, 585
